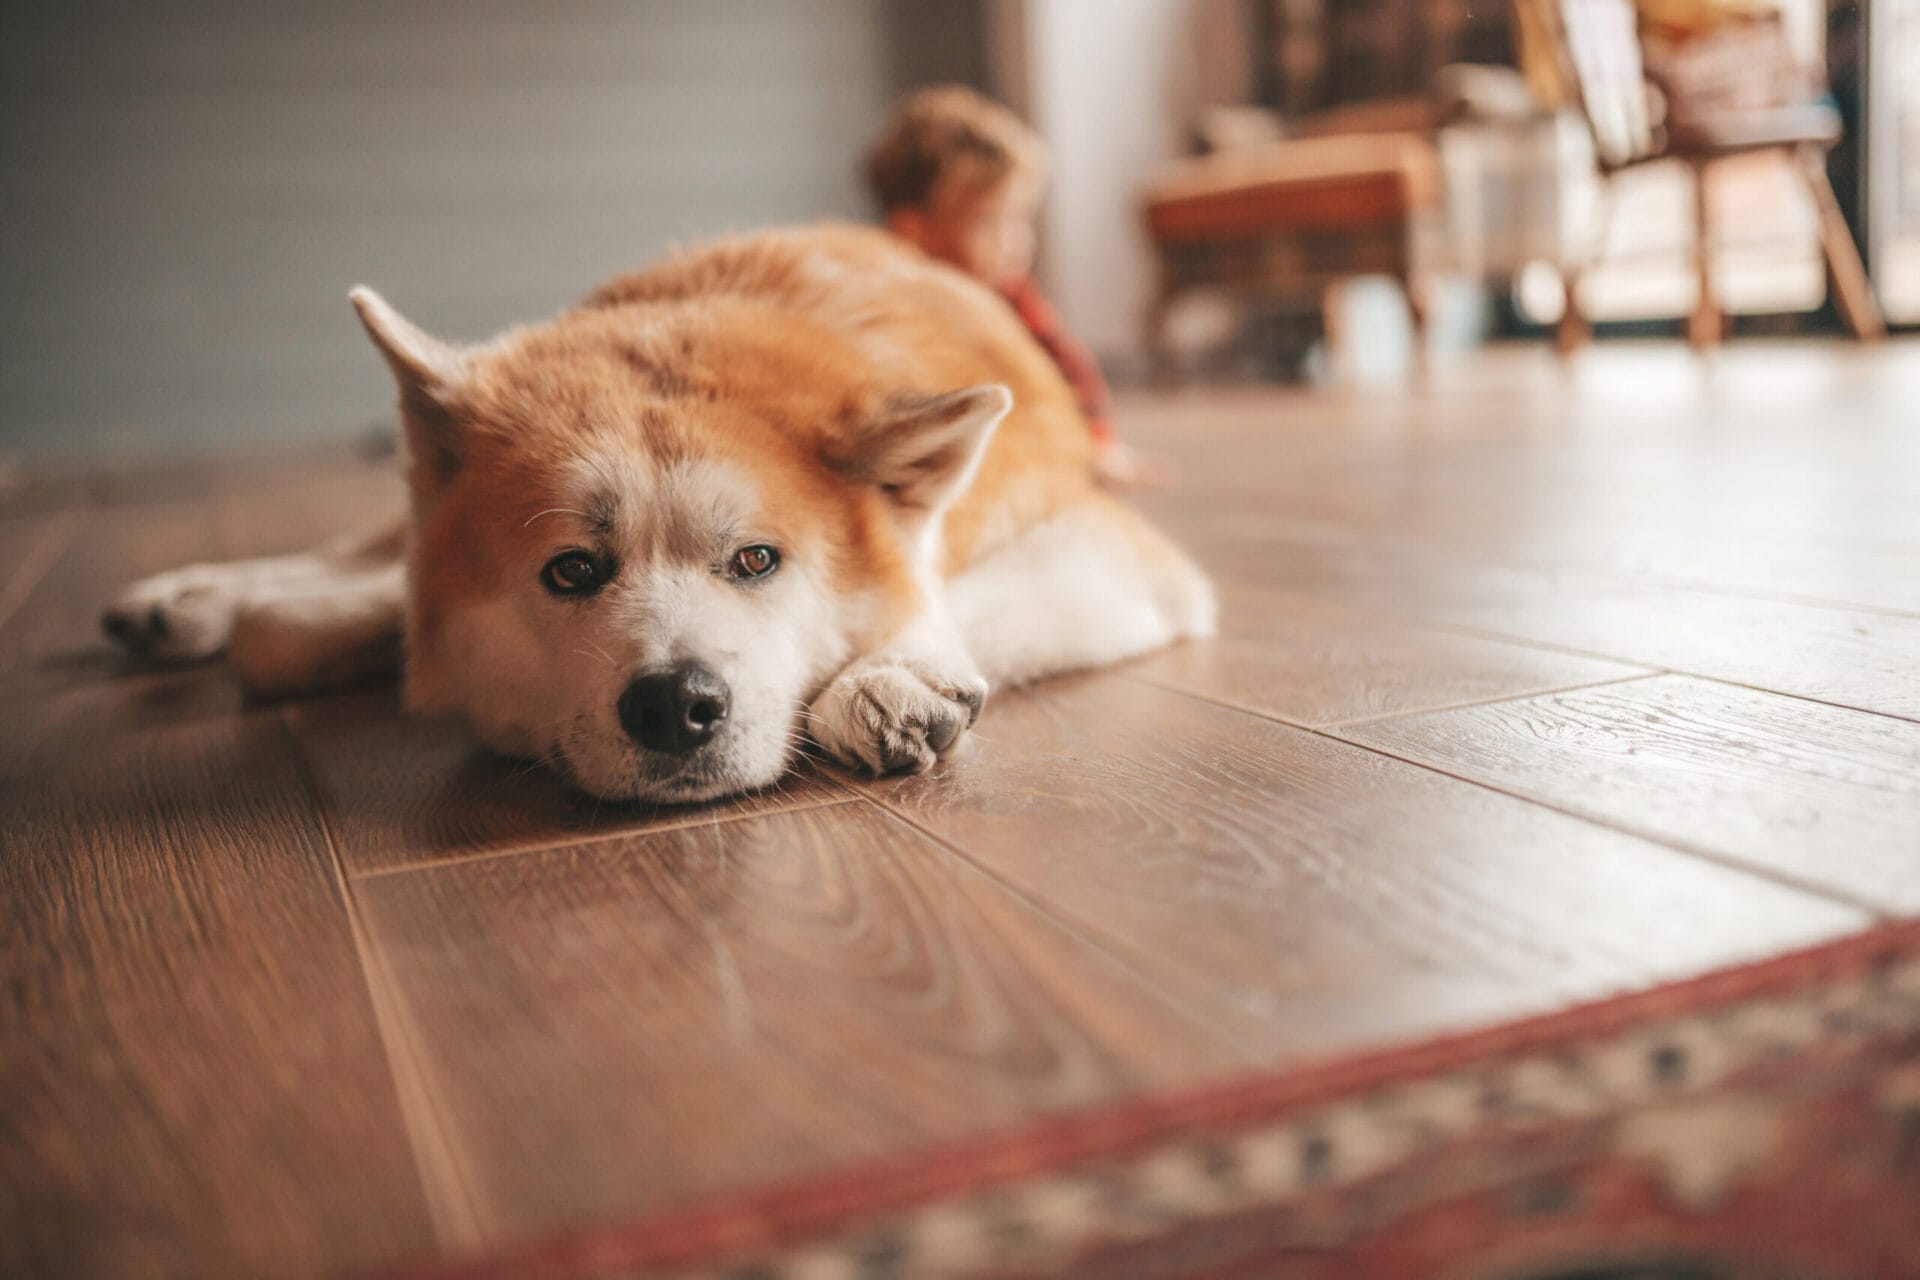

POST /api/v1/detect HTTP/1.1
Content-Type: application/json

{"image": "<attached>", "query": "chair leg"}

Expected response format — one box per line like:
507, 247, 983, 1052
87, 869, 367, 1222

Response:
1143, 273, 1183, 387
1557, 176, 1614, 355
1555, 273, 1592, 354
1688, 158, 1725, 348
1321, 280, 1349, 379
1798, 144, 1886, 341
1401, 273, 1430, 377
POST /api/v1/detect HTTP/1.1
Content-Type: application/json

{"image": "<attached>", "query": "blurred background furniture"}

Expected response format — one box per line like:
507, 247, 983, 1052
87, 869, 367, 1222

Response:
1525, 0, 1885, 348
1140, 130, 1443, 378
5, 0, 1913, 462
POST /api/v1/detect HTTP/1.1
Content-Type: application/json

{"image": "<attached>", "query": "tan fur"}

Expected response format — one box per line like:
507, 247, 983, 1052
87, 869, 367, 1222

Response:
401, 224, 1092, 697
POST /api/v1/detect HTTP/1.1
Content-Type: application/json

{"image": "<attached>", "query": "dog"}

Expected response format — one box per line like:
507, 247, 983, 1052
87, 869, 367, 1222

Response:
102, 224, 1215, 803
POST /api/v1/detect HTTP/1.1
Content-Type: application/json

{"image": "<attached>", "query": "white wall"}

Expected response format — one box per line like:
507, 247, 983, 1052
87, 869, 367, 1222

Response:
0, 1, 896, 458
1012, 0, 1248, 360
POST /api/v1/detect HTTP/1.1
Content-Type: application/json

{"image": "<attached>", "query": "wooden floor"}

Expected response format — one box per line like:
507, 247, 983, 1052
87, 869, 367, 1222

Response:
5, 341, 1918, 1279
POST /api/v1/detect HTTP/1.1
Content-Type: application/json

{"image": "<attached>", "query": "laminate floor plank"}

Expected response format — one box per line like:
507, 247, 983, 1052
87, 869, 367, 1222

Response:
1339, 675, 1920, 913
1131, 343, 1920, 608
1167, 530, 1920, 722
288, 686, 848, 876
0, 495, 223, 698
862, 673, 1865, 1060
1171, 485, 1920, 618
1124, 581, 1649, 727
0, 674, 438, 1279
15, 342, 1920, 1276
353, 800, 1252, 1239
1, 461, 442, 1276
212, 454, 405, 558
0, 507, 85, 633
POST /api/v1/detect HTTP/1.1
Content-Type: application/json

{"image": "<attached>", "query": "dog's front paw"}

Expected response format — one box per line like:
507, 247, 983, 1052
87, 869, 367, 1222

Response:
100, 566, 243, 661
807, 660, 987, 775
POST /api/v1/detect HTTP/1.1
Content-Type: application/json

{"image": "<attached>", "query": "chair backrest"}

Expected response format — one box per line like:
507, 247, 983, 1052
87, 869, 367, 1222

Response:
1514, 0, 1658, 169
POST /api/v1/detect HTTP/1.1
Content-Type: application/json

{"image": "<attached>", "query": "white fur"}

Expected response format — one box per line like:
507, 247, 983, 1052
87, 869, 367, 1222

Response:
951, 499, 1218, 689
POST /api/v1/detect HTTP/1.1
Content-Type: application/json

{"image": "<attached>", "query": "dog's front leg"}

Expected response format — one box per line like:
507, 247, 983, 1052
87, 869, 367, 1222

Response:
807, 602, 987, 776
806, 381, 1010, 775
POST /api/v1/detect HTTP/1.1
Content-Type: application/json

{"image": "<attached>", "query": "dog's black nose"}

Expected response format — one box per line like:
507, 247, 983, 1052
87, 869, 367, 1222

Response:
619, 662, 731, 753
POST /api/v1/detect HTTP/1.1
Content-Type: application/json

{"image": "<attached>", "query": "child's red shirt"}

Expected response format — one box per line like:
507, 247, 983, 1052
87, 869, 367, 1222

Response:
998, 275, 1115, 444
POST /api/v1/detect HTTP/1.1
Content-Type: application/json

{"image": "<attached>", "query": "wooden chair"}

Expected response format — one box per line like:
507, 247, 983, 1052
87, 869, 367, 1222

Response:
1529, 0, 1884, 347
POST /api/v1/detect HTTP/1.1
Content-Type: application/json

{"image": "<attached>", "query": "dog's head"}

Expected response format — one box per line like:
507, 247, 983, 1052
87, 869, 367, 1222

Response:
350, 287, 1007, 802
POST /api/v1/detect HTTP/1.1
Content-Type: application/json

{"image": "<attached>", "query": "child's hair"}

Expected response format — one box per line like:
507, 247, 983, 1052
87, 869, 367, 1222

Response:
863, 84, 1048, 213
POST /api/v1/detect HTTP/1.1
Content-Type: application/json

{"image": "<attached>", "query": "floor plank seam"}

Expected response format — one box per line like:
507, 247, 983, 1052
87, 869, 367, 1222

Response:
1114, 672, 1313, 730
1207, 579, 1688, 673
348, 794, 863, 880
1666, 673, 1920, 729
848, 791, 1279, 1060
275, 705, 490, 1253
1312, 673, 1665, 729
1118, 669, 1662, 732
1308, 722, 1891, 920
1112, 677, 1888, 918
1217, 580, 1918, 725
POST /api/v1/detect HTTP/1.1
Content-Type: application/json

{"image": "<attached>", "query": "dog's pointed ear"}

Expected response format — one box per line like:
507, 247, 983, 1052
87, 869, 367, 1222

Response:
831, 384, 1011, 513
350, 286, 470, 490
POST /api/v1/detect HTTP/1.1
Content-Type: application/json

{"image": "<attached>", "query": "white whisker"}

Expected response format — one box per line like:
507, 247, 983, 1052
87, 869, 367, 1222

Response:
523, 507, 590, 528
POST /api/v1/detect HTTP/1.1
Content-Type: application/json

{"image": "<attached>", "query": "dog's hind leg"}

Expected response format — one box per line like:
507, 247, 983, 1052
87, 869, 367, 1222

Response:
949, 492, 1216, 690
103, 518, 407, 695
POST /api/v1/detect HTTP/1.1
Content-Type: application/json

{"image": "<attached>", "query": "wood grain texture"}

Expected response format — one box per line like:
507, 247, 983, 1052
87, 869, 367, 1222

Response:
1131, 343, 1920, 615
287, 686, 848, 876
353, 800, 1251, 1239
11, 343, 1920, 1275
0, 508, 83, 632
1130, 342, 1920, 554
211, 450, 406, 557
0, 497, 221, 685
1175, 531, 1920, 721
1124, 581, 1647, 727
1340, 675, 1920, 912
0, 674, 438, 1280
864, 673, 1867, 1057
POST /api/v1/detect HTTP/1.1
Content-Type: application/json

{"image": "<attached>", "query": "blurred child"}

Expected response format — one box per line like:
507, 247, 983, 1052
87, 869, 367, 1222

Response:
863, 85, 1170, 491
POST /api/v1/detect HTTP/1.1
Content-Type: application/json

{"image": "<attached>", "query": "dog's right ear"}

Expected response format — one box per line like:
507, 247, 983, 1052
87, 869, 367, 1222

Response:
350, 286, 470, 491
828, 384, 1012, 516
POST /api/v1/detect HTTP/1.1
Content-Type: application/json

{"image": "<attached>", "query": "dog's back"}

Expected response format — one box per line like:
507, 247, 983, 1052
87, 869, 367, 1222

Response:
579, 223, 1097, 572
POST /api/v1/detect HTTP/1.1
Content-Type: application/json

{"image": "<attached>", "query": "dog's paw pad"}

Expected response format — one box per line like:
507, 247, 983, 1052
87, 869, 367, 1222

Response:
100, 603, 170, 651
810, 663, 987, 776
101, 571, 240, 661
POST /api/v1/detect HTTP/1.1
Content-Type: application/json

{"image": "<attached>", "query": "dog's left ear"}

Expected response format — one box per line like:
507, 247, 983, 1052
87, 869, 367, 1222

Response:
350, 286, 472, 495
831, 384, 1011, 514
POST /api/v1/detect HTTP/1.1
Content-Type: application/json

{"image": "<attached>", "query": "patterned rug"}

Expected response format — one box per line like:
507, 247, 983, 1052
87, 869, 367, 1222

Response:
395, 921, 1920, 1280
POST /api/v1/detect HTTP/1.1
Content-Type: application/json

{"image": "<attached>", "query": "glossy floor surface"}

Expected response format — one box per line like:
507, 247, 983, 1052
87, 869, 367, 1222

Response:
5, 342, 1917, 1278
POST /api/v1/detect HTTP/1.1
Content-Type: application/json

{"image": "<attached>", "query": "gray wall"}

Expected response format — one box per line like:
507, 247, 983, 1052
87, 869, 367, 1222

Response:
1, 1, 968, 459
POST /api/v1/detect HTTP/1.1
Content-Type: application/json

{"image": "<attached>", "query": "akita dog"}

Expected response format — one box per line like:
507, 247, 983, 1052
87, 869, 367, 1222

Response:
103, 224, 1215, 803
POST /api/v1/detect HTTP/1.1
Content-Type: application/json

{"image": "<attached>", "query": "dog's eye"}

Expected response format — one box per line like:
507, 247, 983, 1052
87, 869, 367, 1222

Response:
542, 551, 606, 595
728, 545, 780, 580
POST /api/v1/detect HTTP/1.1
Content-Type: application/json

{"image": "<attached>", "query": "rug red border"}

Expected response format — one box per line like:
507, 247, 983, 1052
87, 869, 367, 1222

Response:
375, 919, 1920, 1280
